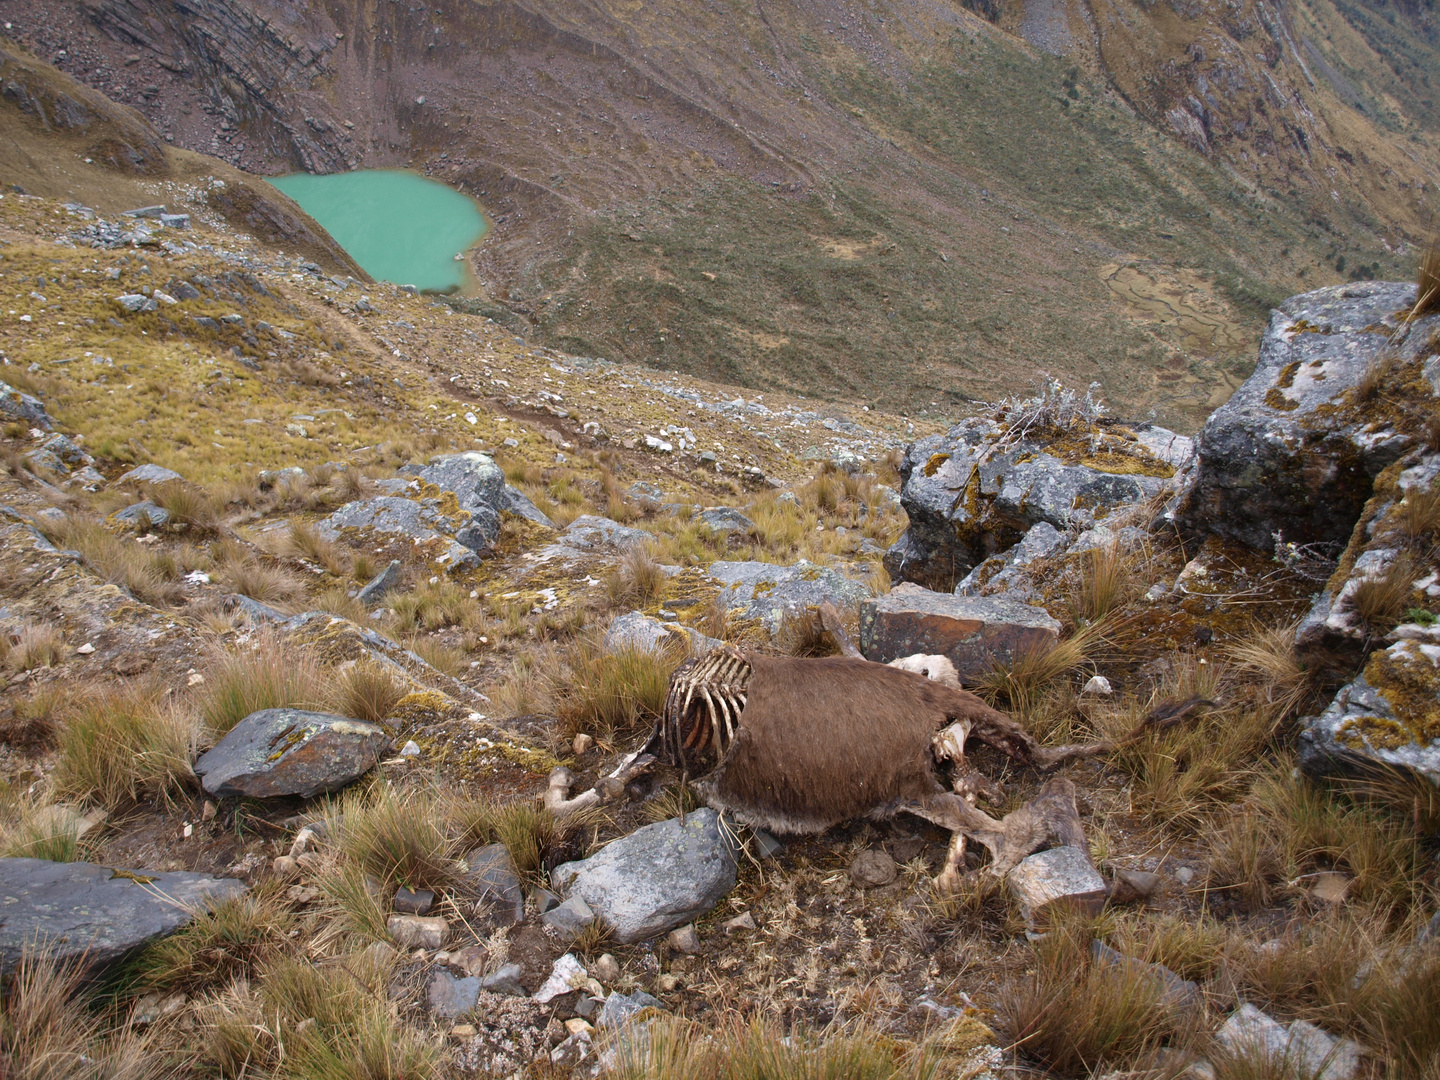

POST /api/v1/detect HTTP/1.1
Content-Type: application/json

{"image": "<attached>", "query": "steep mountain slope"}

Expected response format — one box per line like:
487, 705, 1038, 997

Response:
3, 0, 1435, 427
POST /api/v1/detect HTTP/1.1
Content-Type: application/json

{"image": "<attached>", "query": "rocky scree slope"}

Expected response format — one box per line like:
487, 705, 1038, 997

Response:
1, 168, 1439, 1076
3, 0, 1437, 425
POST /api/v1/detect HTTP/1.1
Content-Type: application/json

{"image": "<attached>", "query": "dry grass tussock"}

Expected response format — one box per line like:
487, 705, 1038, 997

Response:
0, 798, 96, 862
1392, 483, 1440, 547
2, 620, 67, 674
327, 783, 458, 893
194, 949, 441, 1080
998, 916, 1202, 1077
35, 514, 184, 605
51, 681, 198, 810
200, 633, 326, 736
611, 1013, 950, 1080
446, 795, 575, 886
1222, 618, 1314, 721
1412, 235, 1440, 319
1345, 553, 1420, 635
1067, 540, 1142, 625
0, 682, 69, 751
388, 579, 478, 632
548, 632, 682, 745
606, 543, 667, 609
272, 519, 350, 576
326, 660, 406, 725
133, 886, 296, 993
147, 479, 222, 533
977, 622, 1103, 717
213, 555, 309, 607
1, 950, 171, 1080
406, 635, 467, 677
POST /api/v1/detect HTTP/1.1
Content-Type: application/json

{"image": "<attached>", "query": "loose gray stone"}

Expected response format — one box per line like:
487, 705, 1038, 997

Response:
542, 895, 596, 939
860, 583, 1062, 680
0, 858, 245, 976
667, 925, 701, 954
551, 810, 739, 944
112, 501, 169, 527
532, 887, 561, 914
158, 212, 189, 229
597, 990, 663, 1030
227, 594, 289, 624
194, 709, 390, 799
709, 559, 870, 636
626, 481, 666, 505
320, 495, 490, 562
604, 611, 720, 657
356, 559, 403, 604
428, 972, 481, 1017
0, 380, 53, 430
696, 507, 755, 534
460, 844, 525, 927
123, 205, 165, 218
115, 463, 183, 486
481, 963, 526, 995
1177, 282, 1432, 551
393, 887, 434, 915
1006, 845, 1108, 922
114, 293, 157, 313
1216, 1004, 1363, 1080
556, 515, 651, 552
389, 914, 448, 950
849, 850, 898, 888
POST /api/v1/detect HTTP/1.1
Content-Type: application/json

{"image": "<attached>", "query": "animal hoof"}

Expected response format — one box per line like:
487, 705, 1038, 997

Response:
547, 766, 575, 789
933, 868, 963, 895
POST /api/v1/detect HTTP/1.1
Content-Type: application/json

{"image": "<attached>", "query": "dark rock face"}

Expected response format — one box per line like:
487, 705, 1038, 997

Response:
883, 418, 1176, 591
194, 708, 390, 798
459, 844, 525, 927
0, 858, 245, 976
1176, 282, 1433, 551
859, 583, 1062, 679
551, 810, 739, 944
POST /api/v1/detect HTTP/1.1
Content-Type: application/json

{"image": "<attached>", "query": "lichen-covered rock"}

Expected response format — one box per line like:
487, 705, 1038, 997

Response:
0, 379, 53, 429
604, 611, 721, 656
551, 810, 739, 944
1177, 282, 1438, 552
883, 417, 1175, 591
954, 520, 1068, 598
1299, 637, 1440, 786
24, 434, 93, 477
115, 463, 183, 486
194, 708, 391, 798
696, 507, 755, 534
111, 501, 170, 528
0, 858, 244, 976
860, 583, 1062, 679
403, 451, 506, 513
319, 495, 491, 563
709, 559, 870, 635
1005, 845, 1108, 922
1296, 450, 1439, 666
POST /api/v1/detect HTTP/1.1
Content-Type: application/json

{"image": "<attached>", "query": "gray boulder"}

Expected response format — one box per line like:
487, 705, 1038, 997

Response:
556, 515, 650, 552
884, 417, 1174, 590
1298, 638, 1440, 787
551, 810, 739, 944
459, 844, 525, 927
709, 559, 870, 636
404, 451, 505, 514
954, 520, 1068, 597
1216, 1004, 1363, 1080
114, 293, 157, 313
860, 583, 1062, 679
502, 485, 555, 528
0, 858, 245, 976
1005, 845, 1108, 923
696, 507, 755, 534
112, 501, 170, 528
115, 463, 183, 486
25, 434, 93, 477
598, 990, 663, 1029
1177, 282, 1436, 551
194, 708, 391, 799
604, 611, 721, 656
356, 559, 403, 604
320, 496, 490, 563
0, 380, 53, 429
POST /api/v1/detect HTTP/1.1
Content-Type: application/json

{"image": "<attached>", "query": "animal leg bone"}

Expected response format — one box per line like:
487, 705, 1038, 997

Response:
906, 776, 1092, 891
544, 752, 657, 819
935, 829, 968, 894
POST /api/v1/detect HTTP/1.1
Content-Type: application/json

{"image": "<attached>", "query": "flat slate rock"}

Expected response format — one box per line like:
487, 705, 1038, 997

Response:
194, 708, 390, 799
0, 858, 245, 975
860, 583, 1061, 679
0, 379, 54, 429
551, 810, 739, 944
114, 463, 183, 486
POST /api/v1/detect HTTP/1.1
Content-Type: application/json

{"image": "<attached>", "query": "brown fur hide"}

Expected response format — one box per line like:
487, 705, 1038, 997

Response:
696, 654, 1017, 834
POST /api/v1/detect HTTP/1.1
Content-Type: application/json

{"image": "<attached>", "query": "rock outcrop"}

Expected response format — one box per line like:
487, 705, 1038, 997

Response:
194, 708, 391, 798
708, 559, 870, 635
1177, 282, 1436, 551
883, 415, 1181, 591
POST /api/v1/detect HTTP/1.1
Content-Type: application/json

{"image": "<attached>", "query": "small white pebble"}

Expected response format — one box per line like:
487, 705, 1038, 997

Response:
400, 740, 421, 757
76, 643, 96, 655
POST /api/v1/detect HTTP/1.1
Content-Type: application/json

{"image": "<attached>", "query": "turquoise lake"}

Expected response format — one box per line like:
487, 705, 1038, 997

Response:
267, 169, 488, 293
